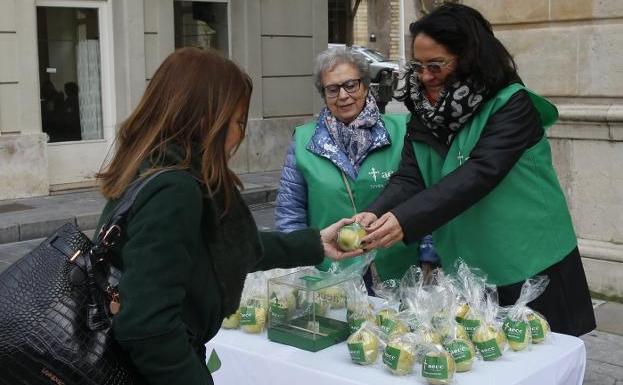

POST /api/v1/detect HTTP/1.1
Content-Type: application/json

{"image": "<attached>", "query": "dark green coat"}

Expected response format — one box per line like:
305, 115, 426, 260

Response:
97, 170, 323, 385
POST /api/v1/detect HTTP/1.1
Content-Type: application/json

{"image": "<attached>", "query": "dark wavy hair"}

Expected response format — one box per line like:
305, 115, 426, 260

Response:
409, 3, 517, 95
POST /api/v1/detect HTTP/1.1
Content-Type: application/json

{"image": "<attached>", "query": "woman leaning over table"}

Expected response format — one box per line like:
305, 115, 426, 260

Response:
354, 4, 595, 336
94, 48, 359, 385
275, 47, 440, 293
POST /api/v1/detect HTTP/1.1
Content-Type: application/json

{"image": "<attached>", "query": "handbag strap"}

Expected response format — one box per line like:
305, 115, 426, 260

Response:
341, 171, 357, 216
96, 168, 179, 247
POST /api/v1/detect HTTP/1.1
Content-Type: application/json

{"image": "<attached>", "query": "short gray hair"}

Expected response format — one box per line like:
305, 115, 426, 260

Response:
313, 47, 371, 95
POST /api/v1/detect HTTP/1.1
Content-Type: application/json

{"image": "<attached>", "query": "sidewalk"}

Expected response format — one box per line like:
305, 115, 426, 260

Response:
0, 171, 281, 245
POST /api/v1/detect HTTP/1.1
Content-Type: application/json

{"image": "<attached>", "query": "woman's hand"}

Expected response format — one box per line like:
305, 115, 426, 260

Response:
320, 218, 364, 260
361, 212, 404, 249
352, 212, 378, 227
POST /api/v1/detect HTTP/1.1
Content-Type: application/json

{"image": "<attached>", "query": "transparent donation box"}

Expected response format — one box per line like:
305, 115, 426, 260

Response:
267, 269, 352, 352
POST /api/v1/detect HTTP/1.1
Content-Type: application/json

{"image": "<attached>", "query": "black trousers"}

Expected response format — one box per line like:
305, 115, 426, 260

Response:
497, 247, 596, 337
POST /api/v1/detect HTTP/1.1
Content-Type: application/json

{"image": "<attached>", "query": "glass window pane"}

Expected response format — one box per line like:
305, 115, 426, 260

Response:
37, 7, 103, 143
174, 1, 229, 56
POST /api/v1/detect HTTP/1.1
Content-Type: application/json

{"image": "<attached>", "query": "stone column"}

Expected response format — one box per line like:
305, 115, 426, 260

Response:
0, 0, 49, 199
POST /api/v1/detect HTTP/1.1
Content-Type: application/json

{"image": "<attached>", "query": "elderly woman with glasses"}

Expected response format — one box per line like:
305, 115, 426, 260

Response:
352, 4, 595, 336
275, 47, 439, 291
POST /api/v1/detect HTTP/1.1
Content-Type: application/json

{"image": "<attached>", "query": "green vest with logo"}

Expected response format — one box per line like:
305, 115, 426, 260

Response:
412, 83, 577, 286
294, 114, 419, 280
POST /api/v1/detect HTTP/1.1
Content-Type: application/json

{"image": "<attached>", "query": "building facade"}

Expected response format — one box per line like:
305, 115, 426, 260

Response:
0, 0, 327, 199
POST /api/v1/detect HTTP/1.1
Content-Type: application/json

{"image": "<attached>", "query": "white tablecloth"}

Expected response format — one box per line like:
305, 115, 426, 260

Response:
206, 328, 586, 385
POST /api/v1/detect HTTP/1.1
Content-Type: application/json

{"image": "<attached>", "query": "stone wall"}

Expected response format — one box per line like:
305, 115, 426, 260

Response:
461, 0, 623, 297
0, 0, 49, 200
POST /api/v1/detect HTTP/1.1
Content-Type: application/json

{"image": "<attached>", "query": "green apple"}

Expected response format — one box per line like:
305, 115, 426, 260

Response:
422, 350, 456, 385
383, 338, 416, 375
319, 287, 346, 309
503, 318, 531, 351
527, 312, 550, 344
455, 303, 470, 321
347, 328, 379, 365
443, 338, 475, 372
337, 223, 367, 251
472, 324, 507, 361
221, 310, 240, 329
422, 329, 443, 345
454, 323, 469, 341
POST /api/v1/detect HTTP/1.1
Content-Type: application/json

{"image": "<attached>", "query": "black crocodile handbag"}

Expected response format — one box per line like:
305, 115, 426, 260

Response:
0, 170, 171, 385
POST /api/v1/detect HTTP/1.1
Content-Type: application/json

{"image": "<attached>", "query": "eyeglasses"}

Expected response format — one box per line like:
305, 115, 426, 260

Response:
323, 79, 361, 98
410, 58, 455, 74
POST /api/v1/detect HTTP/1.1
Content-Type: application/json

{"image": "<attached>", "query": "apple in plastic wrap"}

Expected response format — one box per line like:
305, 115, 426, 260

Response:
337, 223, 367, 251
422, 329, 443, 345
319, 287, 346, 309
377, 309, 409, 337
503, 318, 531, 351
221, 310, 240, 329
457, 309, 482, 340
347, 303, 377, 334
443, 337, 476, 372
240, 299, 268, 333
455, 323, 469, 341
472, 324, 507, 361
382, 337, 417, 375
527, 312, 550, 343
347, 328, 379, 365
455, 303, 470, 321
422, 350, 456, 385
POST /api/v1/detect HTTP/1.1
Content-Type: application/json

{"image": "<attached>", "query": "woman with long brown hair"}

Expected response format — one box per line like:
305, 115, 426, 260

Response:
96, 48, 359, 385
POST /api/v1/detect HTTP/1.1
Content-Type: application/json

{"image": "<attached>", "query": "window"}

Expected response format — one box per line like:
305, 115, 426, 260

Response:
174, 1, 229, 56
37, 7, 103, 142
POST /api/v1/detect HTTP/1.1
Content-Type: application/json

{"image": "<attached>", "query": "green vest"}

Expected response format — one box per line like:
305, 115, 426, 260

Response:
294, 114, 419, 280
412, 83, 577, 285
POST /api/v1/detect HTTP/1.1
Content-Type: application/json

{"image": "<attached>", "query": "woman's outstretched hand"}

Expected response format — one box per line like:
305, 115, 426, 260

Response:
320, 218, 364, 260
360, 212, 404, 249
352, 212, 378, 227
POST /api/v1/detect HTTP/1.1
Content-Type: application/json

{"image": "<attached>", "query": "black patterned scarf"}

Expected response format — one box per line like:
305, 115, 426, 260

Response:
394, 66, 488, 146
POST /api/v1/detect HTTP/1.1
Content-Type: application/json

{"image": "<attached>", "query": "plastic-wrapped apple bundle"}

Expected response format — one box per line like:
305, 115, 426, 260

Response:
374, 279, 409, 337
345, 278, 376, 334
239, 274, 268, 333
221, 310, 240, 329
502, 276, 550, 351
441, 297, 476, 372
337, 222, 367, 251
471, 289, 507, 361
527, 310, 550, 344
421, 343, 456, 385
382, 332, 419, 375
347, 321, 386, 365
453, 261, 488, 340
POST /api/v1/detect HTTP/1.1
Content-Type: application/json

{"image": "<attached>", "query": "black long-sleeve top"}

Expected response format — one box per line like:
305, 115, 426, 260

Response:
367, 90, 544, 245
